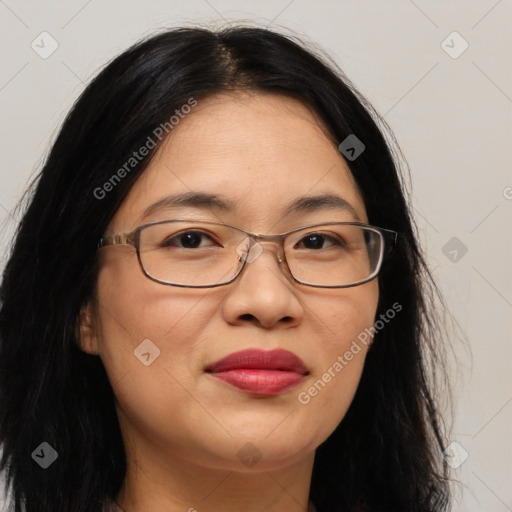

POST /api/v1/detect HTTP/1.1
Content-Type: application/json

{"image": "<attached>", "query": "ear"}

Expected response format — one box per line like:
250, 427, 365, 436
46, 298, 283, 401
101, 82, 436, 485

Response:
77, 301, 100, 355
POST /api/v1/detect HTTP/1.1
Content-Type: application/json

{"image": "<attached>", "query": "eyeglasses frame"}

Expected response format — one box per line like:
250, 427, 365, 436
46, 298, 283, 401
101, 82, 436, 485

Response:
97, 219, 398, 289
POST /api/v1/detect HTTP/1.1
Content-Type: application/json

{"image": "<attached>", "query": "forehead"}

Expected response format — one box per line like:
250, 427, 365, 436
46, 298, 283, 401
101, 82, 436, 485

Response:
109, 92, 368, 232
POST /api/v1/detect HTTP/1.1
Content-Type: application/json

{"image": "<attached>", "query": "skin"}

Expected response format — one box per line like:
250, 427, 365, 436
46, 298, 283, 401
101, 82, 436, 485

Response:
79, 92, 379, 512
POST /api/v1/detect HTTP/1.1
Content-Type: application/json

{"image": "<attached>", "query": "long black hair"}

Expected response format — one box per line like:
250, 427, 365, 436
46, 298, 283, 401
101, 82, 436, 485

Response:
0, 26, 451, 512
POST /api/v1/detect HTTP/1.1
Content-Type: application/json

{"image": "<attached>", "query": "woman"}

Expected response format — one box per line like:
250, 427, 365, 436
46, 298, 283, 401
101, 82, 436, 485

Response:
0, 26, 451, 512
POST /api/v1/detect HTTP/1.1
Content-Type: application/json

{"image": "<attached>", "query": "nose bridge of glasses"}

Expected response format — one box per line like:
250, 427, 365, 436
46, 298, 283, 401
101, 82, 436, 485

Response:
240, 233, 286, 264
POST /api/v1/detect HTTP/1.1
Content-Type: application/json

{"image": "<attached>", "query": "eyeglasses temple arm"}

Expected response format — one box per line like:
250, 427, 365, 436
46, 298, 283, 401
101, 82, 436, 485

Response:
97, 233, 133, 249
384, 231, 398, 257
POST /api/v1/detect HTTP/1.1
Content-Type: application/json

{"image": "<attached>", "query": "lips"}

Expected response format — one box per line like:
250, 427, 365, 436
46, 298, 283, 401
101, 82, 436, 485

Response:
205, 349, 309, 396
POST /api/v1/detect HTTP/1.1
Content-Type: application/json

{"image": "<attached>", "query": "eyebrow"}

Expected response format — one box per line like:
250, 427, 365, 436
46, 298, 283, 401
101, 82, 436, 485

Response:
138, 191, 361, 223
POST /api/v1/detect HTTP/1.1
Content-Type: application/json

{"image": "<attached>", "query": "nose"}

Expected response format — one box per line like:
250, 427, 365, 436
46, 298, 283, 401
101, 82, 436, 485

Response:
221, 241, 304, 329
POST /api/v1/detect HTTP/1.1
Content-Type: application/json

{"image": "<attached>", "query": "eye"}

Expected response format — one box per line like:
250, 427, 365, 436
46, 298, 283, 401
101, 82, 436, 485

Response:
161, 230, 220, 249
295, 232, 346, 250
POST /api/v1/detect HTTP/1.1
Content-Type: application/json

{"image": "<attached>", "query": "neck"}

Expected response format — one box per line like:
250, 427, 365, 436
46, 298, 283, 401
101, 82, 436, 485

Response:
114, 432, 315, 512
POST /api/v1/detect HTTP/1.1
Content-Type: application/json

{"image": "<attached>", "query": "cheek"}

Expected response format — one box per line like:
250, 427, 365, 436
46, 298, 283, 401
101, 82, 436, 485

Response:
297, 282, 378, 436
312, 280, 379, 354
92, 269, 219, 457
92, 255, 216, 387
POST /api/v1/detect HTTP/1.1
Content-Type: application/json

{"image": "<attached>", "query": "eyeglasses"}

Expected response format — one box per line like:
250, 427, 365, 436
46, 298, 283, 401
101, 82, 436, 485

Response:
97, 219, 398, 288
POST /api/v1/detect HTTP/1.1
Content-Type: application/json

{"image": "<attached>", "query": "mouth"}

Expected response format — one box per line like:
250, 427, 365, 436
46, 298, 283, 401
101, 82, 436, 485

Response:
204, 348, 309, 396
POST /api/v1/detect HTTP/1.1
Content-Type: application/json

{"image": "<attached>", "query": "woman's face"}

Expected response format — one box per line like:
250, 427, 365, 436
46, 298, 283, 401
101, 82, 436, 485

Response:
80, 92, 379, 473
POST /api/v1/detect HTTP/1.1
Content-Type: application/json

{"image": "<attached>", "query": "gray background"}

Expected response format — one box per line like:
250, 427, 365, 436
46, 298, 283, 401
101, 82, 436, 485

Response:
1, 1, 511, 510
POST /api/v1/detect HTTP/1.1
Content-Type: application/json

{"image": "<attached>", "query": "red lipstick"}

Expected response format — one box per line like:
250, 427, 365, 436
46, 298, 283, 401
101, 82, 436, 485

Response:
205, 349, 309, 396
